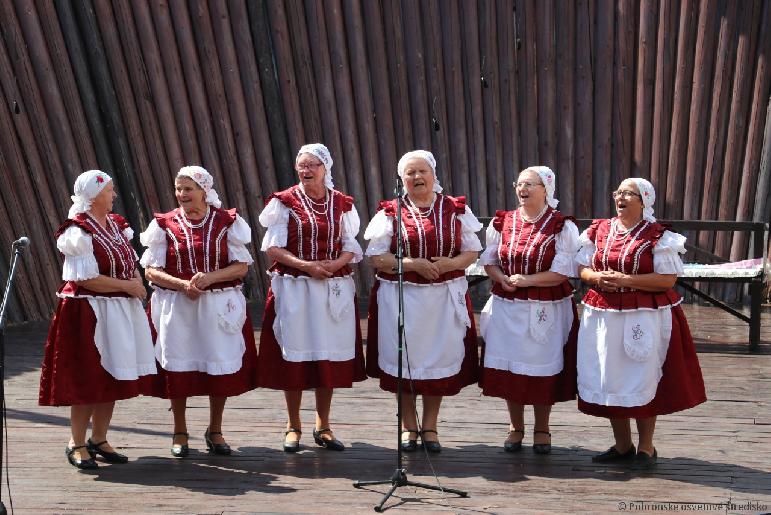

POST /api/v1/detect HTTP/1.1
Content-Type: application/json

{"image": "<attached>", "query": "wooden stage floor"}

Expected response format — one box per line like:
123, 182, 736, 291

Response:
2, 304, 770, 514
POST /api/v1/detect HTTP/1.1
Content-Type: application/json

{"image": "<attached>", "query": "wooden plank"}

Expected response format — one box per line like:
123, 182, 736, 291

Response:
382, 0, 413, 153
593, 0, 614, 216
402, 0, 431, 151
611, 0, 635, 188
479, 0, 504, 212
753, 85, 771, 228
517, 0, 538, 167
731, 1, 771, 261
284, 0, 322, 143
498, 0, 521, 211
574, 0, 593, 217
632, 0, 657, 180
555, 0, 575, 214
535, 0, 557, 172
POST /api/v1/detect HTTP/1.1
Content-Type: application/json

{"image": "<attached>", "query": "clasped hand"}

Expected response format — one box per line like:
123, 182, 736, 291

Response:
596, 270, 627, 292
407, 256, 454, 280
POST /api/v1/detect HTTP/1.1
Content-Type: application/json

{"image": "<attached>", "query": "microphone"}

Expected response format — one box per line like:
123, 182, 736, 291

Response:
395, 176, 404, 197
12, 236, 30, 249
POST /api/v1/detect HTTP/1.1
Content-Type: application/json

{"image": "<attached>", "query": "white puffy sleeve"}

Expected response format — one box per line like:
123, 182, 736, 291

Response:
459, 205, 483, 252
653, 230, 686, 275
340, 205, 363, 263
139, 219, 168, 268
58, 226, 99, 281
258, 197, 289, 251
478, 220, 501, 266
549, 219, 580, 277
363, 210, 393, 257
227, 214, 254, 264
575, 228, 596, 268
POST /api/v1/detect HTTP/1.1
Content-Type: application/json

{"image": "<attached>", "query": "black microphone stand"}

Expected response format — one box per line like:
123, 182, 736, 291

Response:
0, 240, 27, 515
353, 179, 467, 512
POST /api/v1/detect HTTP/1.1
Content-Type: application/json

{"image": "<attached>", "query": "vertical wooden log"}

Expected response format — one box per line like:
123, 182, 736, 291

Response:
266, 0, 305, 153
382, 0, 413, 152
460, 0, 488, 214
555, 0, 575, 214
611, 0, 635, 188
650, 0, 679, 195
247, 0, 294, 190
92, 0, 160, 214
401, 0, 431, 150
731, 0, 771, 261
361, 0, 397, 198
574, 0, 594, 217
633, 0, 658, 180
715, 0, 762, 258
535, 0, 557, 171
699, 0, 737, 250
302, 0, 349, 194
479, 0, 504, 212
753, 97, 771, 228
664, 0, 698, 219
682, 0, 719, 221
498, 0, 521, 211
517, 0, 539, 167
593, 0, 614, 216
110, 0, 175, 212
440, 0, 471, 199
285, 0, 322, 142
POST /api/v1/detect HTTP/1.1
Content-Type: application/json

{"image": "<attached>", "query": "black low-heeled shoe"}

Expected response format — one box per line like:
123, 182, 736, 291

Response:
204, 428, 232, 455
420, 429, 442, 454
66, 445, 98, 470
313, 428, 345, 451
400, 429, 419, 452
630, 448, 657, 470
171, 432, 189, 458
591, 444, 636, 463
532, 430, 552, 455
283, 428, 302, 453
504, 429, 525, 453
87, 439, 129, 464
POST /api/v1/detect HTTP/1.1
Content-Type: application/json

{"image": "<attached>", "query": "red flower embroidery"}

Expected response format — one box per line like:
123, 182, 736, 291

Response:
96, 176, 105, 184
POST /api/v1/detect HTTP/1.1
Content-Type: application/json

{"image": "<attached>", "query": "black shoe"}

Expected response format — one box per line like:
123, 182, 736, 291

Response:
66, 445, 98, 470
204, 428, 232, 455
532, 430, 552, 455
420, 429, 442, 454
87, 439, 129, 464
592, 445, 636, 463
504, 429, 524, 453
400, 429, 419, 452
283, 428, 302, 453
171, 432, 189, 458
630, 448, 657, 470
313, 428, 345, 451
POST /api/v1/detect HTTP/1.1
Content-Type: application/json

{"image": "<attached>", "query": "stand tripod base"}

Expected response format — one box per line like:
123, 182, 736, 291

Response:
354, 468, 468, 512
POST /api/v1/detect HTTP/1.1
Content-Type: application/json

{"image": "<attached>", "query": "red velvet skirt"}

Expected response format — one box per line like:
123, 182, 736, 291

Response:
147, 305, 259, 399
366, 282, 479, 396
39, 297, 156, 406
257, 289, 367, 390
578, 305, 706, 418
479, 301, 579, 405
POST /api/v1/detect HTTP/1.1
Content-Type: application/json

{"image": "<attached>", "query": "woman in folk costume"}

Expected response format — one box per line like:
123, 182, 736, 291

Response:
40, 170, 156, 469
478, 166, 580, 454
140, 166, 258, 457
258, 143, 366, 453
576, 178, 706, 469
364, 150, 482, 454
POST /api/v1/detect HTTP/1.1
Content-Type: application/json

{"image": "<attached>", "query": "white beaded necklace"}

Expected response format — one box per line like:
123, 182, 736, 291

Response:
519, 204, 549, 224
405, 193, 436, 220
180, 206, 210, 229
299, 187, 330, 216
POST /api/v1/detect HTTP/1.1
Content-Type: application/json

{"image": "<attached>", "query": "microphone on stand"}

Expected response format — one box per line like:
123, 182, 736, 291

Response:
12, 237, 30, 250
395, 176, 404, 197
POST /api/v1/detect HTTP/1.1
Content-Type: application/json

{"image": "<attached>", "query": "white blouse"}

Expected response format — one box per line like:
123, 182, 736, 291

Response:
58, 226, 136, 281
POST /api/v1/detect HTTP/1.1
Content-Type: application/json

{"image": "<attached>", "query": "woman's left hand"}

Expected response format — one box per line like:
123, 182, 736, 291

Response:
601, 270, 628, 289
508, 274, 531, 288
319, 260, 340, 274
430, 256, 456, 275
191, 272, 213, 290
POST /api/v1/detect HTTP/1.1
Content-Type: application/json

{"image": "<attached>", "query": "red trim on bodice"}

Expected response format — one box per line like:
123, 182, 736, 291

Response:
582, 218, 681, 310
490, 208, 574, 301
155, 207, 240, 289
267, 185, 354, 278
376, 194, 467, 285
56, 213, 137, 298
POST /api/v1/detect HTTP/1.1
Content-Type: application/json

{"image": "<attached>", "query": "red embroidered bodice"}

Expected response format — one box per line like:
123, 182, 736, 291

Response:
155, 207, 241, 289
582, 218, 681, 310
376, 194, 467, 284
268, 185, 354, 278
56, 213, 137, 297
490, 208, 574, 301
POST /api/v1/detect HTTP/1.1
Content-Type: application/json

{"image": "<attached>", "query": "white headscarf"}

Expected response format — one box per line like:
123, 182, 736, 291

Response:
69, 170, 112, 218
630, 178, 656, 222
177, 166, 222, 208
297, 143, 334, 190
397, 150, 443, 193
521, 166, 559, 209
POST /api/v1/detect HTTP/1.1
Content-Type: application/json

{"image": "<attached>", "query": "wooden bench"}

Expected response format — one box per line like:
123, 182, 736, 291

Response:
468, 217, 768, 353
